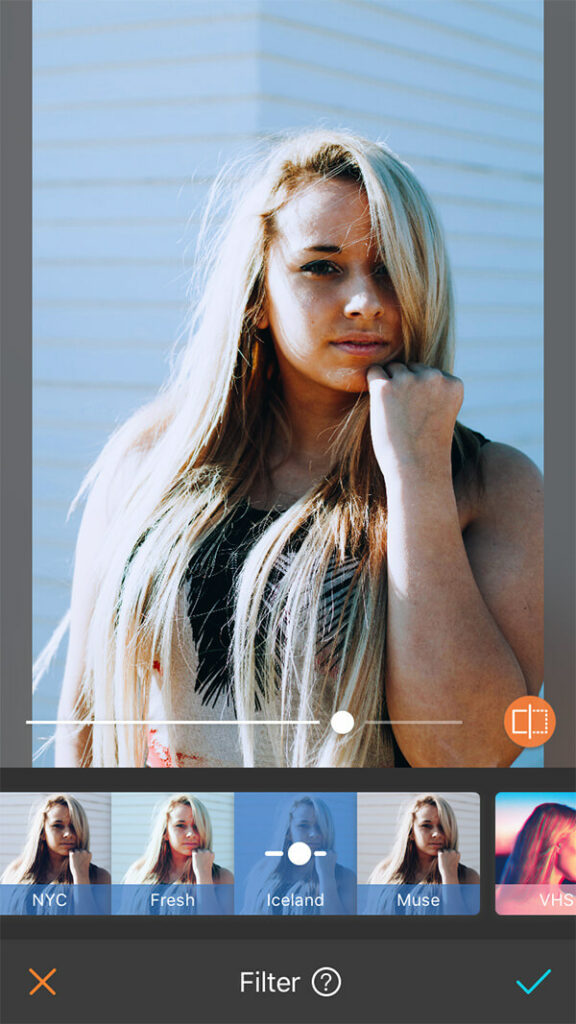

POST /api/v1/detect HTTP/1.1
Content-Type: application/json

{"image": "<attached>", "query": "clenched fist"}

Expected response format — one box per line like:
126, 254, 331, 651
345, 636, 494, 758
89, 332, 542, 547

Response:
366, 362, 463, 484
68, 848, 92, 884
192, 848, 215, 885
437, 848, 461, 884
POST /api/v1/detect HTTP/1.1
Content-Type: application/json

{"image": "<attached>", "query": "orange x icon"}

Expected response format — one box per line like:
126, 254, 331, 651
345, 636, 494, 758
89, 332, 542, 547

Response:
28, 967, 56, 996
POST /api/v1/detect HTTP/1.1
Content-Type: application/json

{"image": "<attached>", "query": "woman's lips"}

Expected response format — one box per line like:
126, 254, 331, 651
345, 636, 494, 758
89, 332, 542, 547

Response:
330, 335, 389, 356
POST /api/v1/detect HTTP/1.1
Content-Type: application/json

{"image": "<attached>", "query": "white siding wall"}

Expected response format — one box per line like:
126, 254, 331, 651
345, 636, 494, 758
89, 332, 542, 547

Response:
33, 1, 543, 756
357, 791, 480, 883
0, 792, 111, 875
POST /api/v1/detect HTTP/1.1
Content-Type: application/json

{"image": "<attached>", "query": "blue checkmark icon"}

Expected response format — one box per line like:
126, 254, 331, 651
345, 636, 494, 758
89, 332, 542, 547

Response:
516, 969, 551, 995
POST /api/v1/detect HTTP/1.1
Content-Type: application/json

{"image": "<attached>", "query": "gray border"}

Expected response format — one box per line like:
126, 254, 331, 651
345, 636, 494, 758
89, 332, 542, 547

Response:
0, 1, 574, 769
0, 0, 31, 768
543, 0, 575, 766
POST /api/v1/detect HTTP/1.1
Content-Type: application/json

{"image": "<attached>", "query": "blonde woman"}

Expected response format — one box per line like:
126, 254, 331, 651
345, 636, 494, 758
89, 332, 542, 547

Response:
1, 793, 109, 885
124, 794, 233, 885
368, 794, 479, 887
499, 803, 576, 885
240, 795, 355, 915
50, 129, 543, 768
121, 794, 233, 915
365, 794, 478, 916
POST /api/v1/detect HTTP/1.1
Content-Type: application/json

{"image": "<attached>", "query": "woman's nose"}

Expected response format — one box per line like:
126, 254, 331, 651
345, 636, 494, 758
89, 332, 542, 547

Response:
343, 276, 384, 319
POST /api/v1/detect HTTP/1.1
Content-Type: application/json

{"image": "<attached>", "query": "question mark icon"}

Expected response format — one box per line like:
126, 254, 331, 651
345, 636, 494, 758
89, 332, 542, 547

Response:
311, 966, 342, 997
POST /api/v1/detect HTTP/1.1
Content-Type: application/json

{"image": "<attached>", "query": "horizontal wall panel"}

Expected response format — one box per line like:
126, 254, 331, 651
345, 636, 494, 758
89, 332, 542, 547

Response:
34, 305, 187, 346
263, 2, 542, 77
259, 60, 540, 148
34, 98, 261, 143
35, 385, 154, 426
34, 222, 196, 261
260, 20, 542, 114
34, 2, 258, 33
34, 136, 259, 183
457, 308, 542, 341
34, 263, 187, 304
257, 106, 541, 180
407, 160, 541, 207
386, 0, 543, 49
34, 344, 169, 387
34, 181, 202, 220
456, 342, 542, 377
35, 15, 258, 68
34, 57, 260, 106
439, 199, 541, 240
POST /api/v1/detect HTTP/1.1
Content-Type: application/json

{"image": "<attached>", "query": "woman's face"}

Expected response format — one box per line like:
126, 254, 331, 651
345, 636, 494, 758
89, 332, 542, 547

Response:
411, 805, 448, 857
165, 804, 203, 858
289, 803, 325, 852
260, 178, 404, 403
43, 805, 78, 856
556, 828, 576, 881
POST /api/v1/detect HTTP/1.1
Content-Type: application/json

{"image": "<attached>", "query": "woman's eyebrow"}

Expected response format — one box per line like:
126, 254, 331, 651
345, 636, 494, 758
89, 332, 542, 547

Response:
301, 244, 341, 254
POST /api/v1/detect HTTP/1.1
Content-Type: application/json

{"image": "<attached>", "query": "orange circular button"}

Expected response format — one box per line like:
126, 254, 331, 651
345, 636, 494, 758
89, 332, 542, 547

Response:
504, 695, 556, 747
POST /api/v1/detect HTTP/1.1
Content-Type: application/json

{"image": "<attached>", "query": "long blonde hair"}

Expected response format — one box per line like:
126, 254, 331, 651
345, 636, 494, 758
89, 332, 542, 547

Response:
44, 129, 481, 766
1, 794, 90, 884
124, 794, 217, 884
368, 794, 459, 884
500, 803, 576, 884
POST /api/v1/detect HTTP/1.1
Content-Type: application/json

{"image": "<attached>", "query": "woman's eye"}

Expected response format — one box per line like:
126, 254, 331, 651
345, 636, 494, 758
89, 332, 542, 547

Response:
300, 260, 340, 276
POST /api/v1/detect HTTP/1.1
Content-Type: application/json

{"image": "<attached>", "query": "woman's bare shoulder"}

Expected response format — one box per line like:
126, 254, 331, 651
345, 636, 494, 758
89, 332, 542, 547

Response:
460, 864, 480, 884
481, 441, 542, 492
92, 865, 111, 884
462, 442, 542, 524
216, 866, 234, 885
335, 863, 357, 885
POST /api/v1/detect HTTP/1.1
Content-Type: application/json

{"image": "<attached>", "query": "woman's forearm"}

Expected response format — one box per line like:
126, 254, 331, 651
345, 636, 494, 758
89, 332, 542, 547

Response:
384, 471, 525, 767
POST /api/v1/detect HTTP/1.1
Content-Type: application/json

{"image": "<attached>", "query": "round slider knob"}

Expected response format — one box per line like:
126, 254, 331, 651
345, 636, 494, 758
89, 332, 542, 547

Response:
330, 710, 354, 735
287, 841, 312, 866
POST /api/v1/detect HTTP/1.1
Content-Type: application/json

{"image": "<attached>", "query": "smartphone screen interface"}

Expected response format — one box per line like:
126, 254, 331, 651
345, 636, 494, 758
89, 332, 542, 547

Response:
1, 3, 574, 1023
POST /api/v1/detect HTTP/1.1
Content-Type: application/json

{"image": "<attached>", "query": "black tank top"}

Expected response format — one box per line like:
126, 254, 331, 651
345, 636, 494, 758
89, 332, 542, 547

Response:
184, 431, 490, 766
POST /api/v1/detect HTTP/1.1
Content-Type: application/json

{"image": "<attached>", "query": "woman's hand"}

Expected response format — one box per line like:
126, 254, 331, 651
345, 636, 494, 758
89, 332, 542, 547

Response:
437, 849, 461, 884
68, 848, 92, 884
192, 848, 215, 885
314, 850, 338, 886
366, 363, 463, 484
